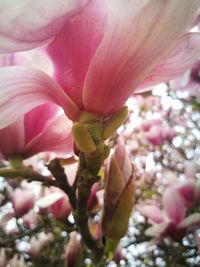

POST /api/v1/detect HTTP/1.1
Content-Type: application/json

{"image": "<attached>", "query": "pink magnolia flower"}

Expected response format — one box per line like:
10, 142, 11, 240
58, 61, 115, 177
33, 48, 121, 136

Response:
137, 187, 200, 242
144, 124, 165, 146
0, 103, 74, 159
165, 163, 199, 207
171, 59, 200, 101
140, 119, 176, 146
0, 1, 200, 128
141, 119, 162, 132
12, 188, 35, 218
23, 210, 38, 228
0, 52, 74, 159
37, 187, 72, 221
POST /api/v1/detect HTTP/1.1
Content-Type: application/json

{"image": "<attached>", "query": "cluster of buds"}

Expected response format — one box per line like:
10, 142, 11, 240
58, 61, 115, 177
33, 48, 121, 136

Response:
72, 107, 128, 154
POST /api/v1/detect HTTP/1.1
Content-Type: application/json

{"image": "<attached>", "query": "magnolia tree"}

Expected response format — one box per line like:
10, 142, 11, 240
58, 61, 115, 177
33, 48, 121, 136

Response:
0, 1, 200, 266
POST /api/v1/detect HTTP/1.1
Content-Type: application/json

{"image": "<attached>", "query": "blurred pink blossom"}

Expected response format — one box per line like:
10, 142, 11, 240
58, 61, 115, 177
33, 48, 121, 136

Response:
37, 187, 72, 221
140, 119, 176, 146
138, 187, 200, 242
29, 232, 54, 259
22, 210, 38, 228
12, 188, 35, 218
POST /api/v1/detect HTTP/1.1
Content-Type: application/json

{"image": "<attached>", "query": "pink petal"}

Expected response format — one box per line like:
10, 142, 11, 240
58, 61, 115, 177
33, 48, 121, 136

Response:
0, 49, 54, 75
0, 66, 81, 129
87, 182, 99, 211
84, 0, 200, 115
114, 144, 132, 184
36, 192, 64, 209
114, 144, 126, 170
12, 189, 35, 217
137, 33, 200, 90
0, 0, 89, 53
163, 188, 186, 224
47, 0, 108, 109
144, 125, 165, 146
176, 180, 197, 207
137, 205, 164, 224
24, 114, 73, 157
0, 53, 27, 67
24, 103, 59, 144
141, 119, 162, 132
179, 213, 200, 229
0, 118, 25, 158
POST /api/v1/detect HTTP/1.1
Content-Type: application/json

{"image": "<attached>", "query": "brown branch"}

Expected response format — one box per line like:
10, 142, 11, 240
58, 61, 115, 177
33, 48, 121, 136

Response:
47, 158, 76, 209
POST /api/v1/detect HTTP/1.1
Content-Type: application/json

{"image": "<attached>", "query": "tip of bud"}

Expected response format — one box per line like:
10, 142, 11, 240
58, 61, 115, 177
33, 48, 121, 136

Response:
102, 106, 128, 140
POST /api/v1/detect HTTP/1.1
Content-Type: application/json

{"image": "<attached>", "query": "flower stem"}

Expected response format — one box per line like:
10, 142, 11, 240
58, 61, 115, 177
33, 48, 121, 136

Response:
74, 146, 105, 263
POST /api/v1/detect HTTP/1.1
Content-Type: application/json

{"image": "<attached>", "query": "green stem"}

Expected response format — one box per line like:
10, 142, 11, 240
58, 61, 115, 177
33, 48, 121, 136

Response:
8, 155, 23, 169
74, 145, 105, 263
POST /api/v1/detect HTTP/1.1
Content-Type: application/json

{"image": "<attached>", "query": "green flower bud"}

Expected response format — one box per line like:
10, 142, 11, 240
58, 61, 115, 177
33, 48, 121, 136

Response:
103, 177, 134, 240
72, 123, 96, 153
102, 106, 128, 140
102, 144, 135, 241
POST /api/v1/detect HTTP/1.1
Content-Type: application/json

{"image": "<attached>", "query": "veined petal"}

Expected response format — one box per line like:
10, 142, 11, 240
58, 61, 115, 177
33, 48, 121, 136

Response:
24, 103, 59, 144
0, 66, 81, 129
47, 0, 108, 109
0, 118, 25, 158
0, 53, 28, 67
24, 114, 73, 157
137, 33, 200, 91
0, 0, 89, 53
163, 188, 186, 224
84, 0, 200, 115
0, 49, 54, 74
